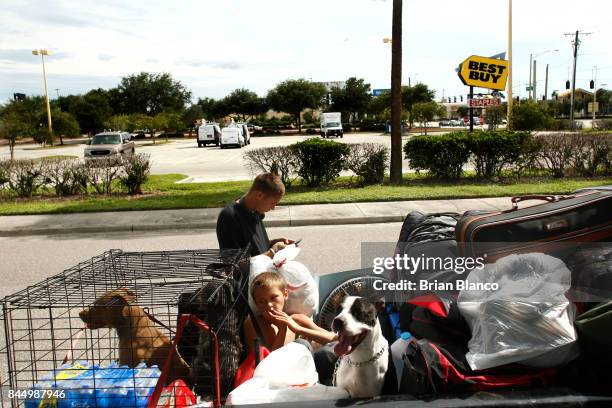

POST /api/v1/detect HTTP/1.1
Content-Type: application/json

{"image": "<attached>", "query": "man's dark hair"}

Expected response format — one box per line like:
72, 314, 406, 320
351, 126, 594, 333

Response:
250, 173, 285, 196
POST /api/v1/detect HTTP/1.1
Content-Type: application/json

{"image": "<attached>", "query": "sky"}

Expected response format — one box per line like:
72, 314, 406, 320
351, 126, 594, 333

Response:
1, 0, 611, 105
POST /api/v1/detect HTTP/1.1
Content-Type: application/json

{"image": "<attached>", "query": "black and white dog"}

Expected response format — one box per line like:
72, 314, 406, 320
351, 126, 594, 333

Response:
332, 296, 389, 398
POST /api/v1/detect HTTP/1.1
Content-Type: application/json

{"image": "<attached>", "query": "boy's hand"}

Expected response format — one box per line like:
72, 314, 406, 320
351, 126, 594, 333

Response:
268, 309, 300, 333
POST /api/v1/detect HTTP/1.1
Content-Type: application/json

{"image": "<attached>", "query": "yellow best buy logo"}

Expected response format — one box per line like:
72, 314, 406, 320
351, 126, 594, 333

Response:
458, 55, 509, 91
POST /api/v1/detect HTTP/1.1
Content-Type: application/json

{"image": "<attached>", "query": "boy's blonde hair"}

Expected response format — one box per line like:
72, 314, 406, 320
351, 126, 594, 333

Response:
251, 272, 286, 297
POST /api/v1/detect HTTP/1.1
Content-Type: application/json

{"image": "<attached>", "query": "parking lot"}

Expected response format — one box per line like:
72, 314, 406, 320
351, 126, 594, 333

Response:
0, 133, 416, 182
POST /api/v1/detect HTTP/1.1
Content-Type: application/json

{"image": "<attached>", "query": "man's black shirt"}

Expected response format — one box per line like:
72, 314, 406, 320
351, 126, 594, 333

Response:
216, 198, 270, 257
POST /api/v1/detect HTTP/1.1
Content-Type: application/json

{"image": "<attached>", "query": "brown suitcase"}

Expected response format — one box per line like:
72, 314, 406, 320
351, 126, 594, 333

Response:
456, 189, 612, 260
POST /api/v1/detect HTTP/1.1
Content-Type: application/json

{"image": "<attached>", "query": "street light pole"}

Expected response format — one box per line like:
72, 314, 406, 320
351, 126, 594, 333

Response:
528, 53, 532, 100
32, 49, 55, 145
532, 49, 558, 103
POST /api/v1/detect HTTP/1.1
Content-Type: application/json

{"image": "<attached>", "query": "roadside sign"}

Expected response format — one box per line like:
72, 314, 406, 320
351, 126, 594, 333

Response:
588, 102, 599, 113
458, 55, 509, 91
372, 89, 390, 96
468, 98, 502, 107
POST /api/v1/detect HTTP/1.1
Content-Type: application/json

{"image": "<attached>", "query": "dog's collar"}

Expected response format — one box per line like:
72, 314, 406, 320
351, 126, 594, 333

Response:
332, 344, 388, 388
344, 344, 387, 367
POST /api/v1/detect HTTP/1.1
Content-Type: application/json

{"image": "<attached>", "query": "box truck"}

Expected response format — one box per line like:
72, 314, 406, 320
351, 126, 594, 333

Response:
320, 112, 343, 138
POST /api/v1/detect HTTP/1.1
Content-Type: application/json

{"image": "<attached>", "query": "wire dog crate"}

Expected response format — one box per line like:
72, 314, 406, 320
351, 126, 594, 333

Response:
0, 248, 250, 408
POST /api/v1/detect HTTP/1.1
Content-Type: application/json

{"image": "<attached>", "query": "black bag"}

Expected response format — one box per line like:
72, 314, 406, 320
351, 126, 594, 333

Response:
176, 261, 250, 400
399, 338, 556, 397
392, 212, 461, 287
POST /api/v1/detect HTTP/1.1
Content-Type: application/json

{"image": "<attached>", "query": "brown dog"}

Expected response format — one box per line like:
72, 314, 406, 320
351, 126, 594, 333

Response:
79, 288, 190, 384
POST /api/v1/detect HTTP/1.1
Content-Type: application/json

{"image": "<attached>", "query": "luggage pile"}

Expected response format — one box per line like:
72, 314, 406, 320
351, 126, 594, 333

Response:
388, 188, 612, 397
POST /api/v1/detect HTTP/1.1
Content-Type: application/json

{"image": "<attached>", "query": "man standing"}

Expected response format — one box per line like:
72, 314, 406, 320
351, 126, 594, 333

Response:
216, 173, 293, 257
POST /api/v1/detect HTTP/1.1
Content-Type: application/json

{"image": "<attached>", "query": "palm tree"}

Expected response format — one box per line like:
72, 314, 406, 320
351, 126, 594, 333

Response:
390, 0, 403, 184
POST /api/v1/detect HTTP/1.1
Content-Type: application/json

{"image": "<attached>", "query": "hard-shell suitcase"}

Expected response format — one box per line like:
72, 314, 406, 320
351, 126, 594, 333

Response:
456, 190, 612, 260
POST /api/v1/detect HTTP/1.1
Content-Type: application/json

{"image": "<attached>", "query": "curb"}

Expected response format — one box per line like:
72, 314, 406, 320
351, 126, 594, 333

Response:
0, 216, 406, 237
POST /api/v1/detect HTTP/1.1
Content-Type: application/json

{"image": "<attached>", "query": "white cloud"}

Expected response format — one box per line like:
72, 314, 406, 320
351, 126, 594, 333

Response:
1, 0, 610, 103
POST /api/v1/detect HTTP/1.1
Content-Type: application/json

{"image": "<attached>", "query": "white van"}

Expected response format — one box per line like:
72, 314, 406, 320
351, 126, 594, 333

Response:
220, 126, 245, 148
234, 123, 251, 145
197, 123, 221, 147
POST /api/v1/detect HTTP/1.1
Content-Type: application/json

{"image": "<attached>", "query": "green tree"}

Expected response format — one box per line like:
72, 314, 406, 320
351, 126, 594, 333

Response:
0, 111, 34, 160
330, 77, 372, 123
56, 89, 113, 134
127, 113, 153, 132
367, 92, 391, 120
267, 79, 327, 133
412, 102, 444, 134
51, 110, 80, 141
303, 110, 317, 125
107, 115, 130, 131
197, 97, 220, 121
223, 88, 268, 121
511, 101, 553, 131
113, 72, 191, 115
457, 105, 469, 118
485, 104, 507, 129
0, 97, 48, 146
182, 104, 204, 136
153, 112, 184, 142
402, 83, 435, 127
596, 88, 612, 115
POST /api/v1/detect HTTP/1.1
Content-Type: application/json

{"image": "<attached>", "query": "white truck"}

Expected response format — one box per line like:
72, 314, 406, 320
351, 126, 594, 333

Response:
320, 112, 343, 138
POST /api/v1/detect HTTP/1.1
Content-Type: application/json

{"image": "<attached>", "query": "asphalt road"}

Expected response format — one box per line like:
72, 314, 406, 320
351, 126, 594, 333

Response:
0, 133, 415, 182
0, 222, 402, 300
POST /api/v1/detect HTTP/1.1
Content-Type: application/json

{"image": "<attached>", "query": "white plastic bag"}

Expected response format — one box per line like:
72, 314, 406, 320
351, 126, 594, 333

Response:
226, 342, 347, 406
226, 379, 349, 406
249, 245, 318, 316
458, 253, 578, 370
253, 342, 318, 387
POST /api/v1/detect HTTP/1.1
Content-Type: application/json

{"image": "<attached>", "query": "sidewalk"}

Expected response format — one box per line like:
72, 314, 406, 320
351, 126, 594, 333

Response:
0, 197, 515, 236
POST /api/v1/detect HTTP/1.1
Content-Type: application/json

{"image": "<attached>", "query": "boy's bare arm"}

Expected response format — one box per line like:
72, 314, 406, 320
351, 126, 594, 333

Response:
292, 314, 338, 344
268, 310, 337, 345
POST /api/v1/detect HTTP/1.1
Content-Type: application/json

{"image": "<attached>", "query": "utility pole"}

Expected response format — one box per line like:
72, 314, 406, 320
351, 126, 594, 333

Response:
533, 60, 537, 102
593, 66, 597, 123
390, 0, 403, 184
565, 30, 591, 127
544, 64, 549, 101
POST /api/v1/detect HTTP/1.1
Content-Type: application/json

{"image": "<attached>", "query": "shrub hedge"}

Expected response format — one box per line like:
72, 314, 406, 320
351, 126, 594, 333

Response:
288, 138, 350, 187
0, 154, 152, 198
403, 130, 612, 180
404, 132, 471, 179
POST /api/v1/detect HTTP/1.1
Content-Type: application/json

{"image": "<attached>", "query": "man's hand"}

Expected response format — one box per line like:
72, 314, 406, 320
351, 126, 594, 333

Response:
271, 241, 287, 253
270, 237, 294, 246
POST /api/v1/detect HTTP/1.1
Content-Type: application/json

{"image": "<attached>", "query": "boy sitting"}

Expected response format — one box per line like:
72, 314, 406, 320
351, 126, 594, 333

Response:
244, 272, 336, 355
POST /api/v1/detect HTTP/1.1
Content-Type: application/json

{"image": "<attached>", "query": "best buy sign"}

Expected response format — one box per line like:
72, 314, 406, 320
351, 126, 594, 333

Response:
458, 55, 509, 91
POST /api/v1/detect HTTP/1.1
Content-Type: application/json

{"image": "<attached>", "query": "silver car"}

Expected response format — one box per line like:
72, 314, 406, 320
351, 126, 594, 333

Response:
84, 132, 135, 162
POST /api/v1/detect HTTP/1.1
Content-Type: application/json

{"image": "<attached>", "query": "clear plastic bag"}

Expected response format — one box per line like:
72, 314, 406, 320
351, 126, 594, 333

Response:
249, 245, 318, 316
458, 253, 578, 370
